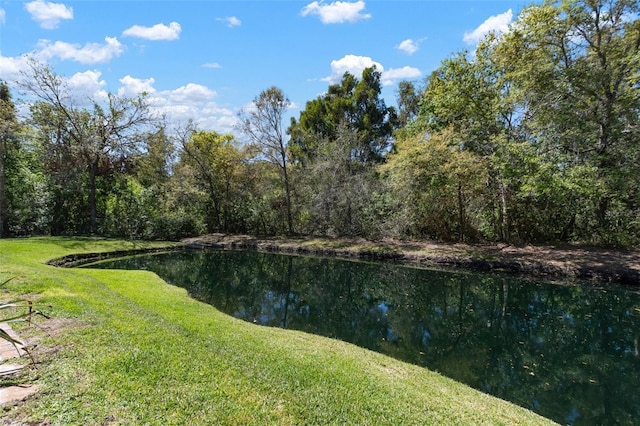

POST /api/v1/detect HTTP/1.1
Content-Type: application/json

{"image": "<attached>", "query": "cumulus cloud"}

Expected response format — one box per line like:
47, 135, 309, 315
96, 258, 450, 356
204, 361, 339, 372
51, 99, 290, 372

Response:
1, 57, 106, 104
0, 54, 31, 85
216, 16, 241, 28
196, 106, 238, 133
3, 51, 233, 133
118, 75, 156, 97
0, 9, 6, 25
122, 22, 182, 41
323, 54, 382, 83
381, 66, 421, 86
463, 9, 513, 45
37, 36, 124, 64
323, 54, 420, 87
301, 1, 371, 24
202, 62, 222, 69
396, 38, 423, 55
25, 0, 73, 29
168, 83, 217, 103
66, 69, 108, 101
112, 76, 237, 132
149, 83, 236, 132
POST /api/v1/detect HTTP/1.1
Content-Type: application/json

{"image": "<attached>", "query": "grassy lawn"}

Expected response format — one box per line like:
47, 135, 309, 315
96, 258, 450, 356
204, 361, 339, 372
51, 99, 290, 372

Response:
0, 237, 556, 425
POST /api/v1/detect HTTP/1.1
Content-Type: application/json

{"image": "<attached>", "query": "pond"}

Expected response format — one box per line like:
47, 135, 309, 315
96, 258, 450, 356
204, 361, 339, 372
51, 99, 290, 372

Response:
86, 249, 640, 425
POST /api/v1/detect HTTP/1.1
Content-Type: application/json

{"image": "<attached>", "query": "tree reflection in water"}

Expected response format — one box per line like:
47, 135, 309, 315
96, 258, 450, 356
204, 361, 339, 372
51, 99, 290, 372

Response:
89, 250, 640, 425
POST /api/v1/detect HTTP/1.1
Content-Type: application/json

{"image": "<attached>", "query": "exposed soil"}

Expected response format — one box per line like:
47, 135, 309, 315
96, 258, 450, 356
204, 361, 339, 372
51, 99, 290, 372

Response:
0, 323, 36, 408
184, 234, 640, 287
46, 246, 183, 268
0, 318, 79, 412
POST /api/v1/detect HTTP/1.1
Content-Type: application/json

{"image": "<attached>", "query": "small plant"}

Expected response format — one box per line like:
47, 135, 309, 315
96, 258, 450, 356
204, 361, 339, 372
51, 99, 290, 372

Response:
1, 277, 50, 366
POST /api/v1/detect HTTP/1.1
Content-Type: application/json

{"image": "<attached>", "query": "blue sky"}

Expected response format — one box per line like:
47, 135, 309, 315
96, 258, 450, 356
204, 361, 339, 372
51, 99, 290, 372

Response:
1, 0, 535, 135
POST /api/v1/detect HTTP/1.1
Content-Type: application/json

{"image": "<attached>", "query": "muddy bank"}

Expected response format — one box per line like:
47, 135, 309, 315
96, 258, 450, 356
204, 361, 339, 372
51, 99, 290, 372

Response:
184, 234, 640, 286
47, 246, 184, 268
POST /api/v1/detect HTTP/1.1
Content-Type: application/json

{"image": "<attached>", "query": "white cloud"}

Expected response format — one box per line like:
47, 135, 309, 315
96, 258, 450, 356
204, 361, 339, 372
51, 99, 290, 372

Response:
37, 36, 124, 64
25, 0, 73, 29
216, 16, 241, 28
2, 51, 233, 133
463, 9, 513, 45
381, 66, 421, 86
301, 1, 371, 24
122, 22, 181, 41
168, 83, 217, 103
0, 54, 30, 85
141, 83, 236, 133
323, 54, 420, 87
198, 106, 238, 133
0, 56, 107, 106
396, 39, 420, 55
202, 62, 222, 69
67, 69, 108, 102
0, 9, 6, 25
323, 54, 382, 83
118, 75, 156, 97
112, 76, 236, 132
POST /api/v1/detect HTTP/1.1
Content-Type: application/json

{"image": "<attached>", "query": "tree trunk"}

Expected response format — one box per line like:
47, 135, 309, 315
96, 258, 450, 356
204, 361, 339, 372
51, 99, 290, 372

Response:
282, 161, 293, 235
500, 182, 509, 243
458, 181, 465, 242
89, 159, 98, 234
208, 180, 221, 233
0, 140, 7, 237
597, 196, 609, 233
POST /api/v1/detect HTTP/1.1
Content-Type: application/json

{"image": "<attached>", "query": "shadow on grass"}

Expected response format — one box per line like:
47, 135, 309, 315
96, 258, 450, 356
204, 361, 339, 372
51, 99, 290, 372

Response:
36, 236, 151, 252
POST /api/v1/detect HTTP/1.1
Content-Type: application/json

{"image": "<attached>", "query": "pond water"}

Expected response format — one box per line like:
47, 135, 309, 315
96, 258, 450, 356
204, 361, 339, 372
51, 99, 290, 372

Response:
86, 249, 640, 425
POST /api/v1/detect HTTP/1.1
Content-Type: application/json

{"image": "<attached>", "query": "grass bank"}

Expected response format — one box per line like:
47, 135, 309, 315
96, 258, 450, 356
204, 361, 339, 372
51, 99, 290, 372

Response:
0, 237, 555, 425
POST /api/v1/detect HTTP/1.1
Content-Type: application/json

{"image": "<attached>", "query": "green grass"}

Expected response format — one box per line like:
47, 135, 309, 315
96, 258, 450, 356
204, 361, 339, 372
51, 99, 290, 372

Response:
0, 237, 556, 425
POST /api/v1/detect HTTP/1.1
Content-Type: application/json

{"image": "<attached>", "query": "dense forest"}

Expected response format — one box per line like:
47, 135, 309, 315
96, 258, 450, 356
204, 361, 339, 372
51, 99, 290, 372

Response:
1, 0, 638, 247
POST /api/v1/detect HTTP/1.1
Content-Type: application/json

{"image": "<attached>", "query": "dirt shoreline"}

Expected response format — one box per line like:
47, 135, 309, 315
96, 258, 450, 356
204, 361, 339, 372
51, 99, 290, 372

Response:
48, 234, 639, 286
184, 234, 640, 287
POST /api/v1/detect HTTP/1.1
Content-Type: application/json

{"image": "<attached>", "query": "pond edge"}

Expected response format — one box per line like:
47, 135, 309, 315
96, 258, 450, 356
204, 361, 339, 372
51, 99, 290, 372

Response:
47, 235, 639, 286
183, 235, 640, 287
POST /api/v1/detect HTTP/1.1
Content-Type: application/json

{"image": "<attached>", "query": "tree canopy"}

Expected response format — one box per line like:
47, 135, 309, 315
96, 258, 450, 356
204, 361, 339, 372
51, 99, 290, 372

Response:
2, 0, 638, 247
289, 67, 397, 165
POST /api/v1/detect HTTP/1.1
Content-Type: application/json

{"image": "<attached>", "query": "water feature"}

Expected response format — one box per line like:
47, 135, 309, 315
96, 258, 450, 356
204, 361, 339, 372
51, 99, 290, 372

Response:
86, 249, 640, 425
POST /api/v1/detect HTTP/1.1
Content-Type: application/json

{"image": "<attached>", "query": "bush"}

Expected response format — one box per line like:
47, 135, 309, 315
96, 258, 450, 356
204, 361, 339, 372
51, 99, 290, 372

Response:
148, 213, 205, 241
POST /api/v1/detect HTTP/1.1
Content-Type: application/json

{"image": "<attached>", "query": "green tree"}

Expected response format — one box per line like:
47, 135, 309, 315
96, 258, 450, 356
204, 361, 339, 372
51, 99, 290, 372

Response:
102, 174, 149, 238
405, 0, 639, 246
297, 123, 386, 238
235, 160, 284, 235
0, 84, 52, 236
395, 80, 422, 128
289, 68, 398, 238
98, 127, 175, 239
179, 129, 245, 233
28, 99, 86, 234
0, 82, 20, 237
238, 86, 294, 235
160, 159, 208, 239
23, 60, 153, 234
382, 128, 488, 241
495, 0, 640, 245
415, 43, 521, 242
133, 126, 174, 188
289, 67, 397, 165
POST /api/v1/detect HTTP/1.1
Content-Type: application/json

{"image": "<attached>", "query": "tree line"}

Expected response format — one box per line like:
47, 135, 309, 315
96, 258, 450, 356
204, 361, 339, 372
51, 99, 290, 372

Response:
1, 0, 638, 247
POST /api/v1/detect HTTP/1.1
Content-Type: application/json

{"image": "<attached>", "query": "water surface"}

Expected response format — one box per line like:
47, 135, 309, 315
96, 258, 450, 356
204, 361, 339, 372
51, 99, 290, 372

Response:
87, 249, 640, 425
